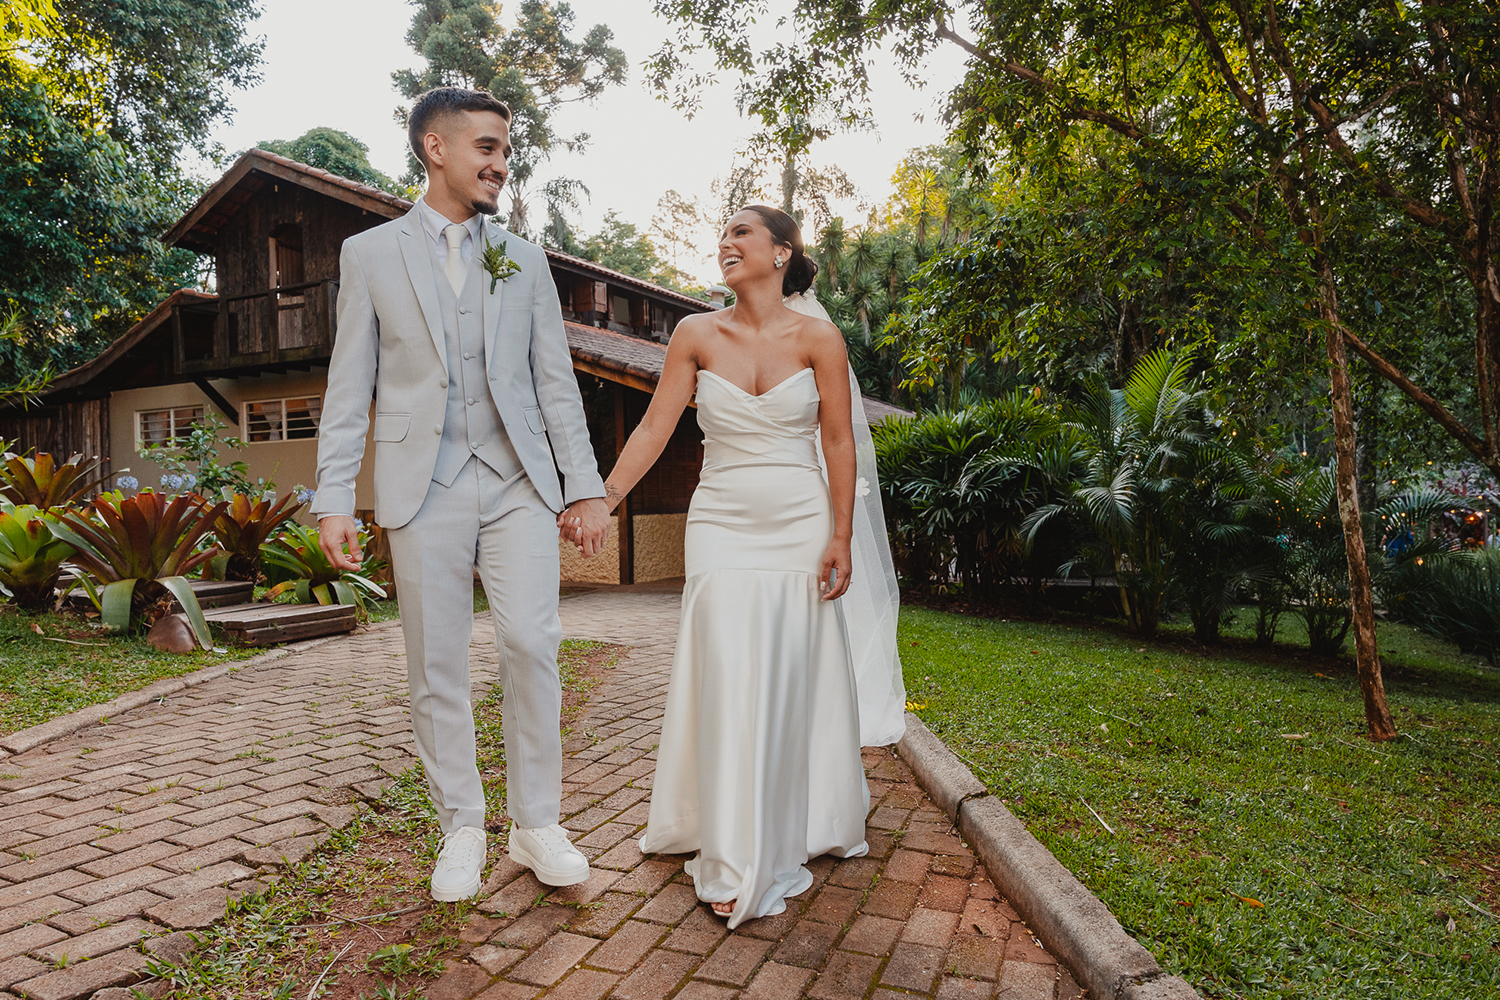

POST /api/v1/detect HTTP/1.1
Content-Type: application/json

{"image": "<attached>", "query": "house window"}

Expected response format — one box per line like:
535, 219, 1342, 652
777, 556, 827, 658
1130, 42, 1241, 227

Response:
137, 406, 204, 447
243, 396, 322, 442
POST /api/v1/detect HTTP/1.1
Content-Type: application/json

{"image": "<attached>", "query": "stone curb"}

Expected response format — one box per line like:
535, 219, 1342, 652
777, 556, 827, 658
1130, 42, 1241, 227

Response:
895, 712, 1202, 1000
0, 621, 401, 757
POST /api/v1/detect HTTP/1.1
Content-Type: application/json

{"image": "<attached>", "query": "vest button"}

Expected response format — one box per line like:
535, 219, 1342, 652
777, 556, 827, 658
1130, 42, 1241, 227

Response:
433, 425, 442, 435
439, 378, 449, 388
459, 307, 471, 315
467, 398, 475, 405
464, 353, 473, 360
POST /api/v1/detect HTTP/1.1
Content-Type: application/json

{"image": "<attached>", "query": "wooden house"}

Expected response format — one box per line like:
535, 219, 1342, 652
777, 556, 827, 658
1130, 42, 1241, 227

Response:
0, 149, 908, 585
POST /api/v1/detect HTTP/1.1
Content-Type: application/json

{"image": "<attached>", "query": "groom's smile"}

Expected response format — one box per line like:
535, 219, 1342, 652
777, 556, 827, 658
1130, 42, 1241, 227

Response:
420, 107, 512, 222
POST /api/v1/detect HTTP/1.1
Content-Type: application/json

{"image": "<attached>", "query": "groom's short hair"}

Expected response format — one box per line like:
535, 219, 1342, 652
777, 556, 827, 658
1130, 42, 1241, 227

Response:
408, 88, 513, 169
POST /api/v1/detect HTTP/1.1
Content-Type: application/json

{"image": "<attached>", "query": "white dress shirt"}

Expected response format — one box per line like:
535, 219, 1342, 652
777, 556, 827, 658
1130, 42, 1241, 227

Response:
416, 197, 485, 265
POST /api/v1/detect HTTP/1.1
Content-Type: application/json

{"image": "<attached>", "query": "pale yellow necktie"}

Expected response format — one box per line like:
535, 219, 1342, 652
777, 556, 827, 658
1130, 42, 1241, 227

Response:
443, 223, 467, 295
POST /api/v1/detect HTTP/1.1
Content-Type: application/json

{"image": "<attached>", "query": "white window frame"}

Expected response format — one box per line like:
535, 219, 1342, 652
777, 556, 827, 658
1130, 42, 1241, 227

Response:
241, 395, 323, 444
135, 406, 204, 448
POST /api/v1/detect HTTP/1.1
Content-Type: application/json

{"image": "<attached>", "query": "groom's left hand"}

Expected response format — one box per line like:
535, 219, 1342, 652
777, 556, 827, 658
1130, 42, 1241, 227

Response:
559, 498, 612, 558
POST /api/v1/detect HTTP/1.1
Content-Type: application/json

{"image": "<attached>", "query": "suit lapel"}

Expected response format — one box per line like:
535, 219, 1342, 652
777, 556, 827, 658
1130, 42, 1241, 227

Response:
396, 208, 448, 376
480, 219, 507, 374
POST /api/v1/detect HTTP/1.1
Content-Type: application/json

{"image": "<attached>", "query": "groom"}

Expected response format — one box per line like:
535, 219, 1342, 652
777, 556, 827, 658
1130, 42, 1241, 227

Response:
313, 87, 612, 900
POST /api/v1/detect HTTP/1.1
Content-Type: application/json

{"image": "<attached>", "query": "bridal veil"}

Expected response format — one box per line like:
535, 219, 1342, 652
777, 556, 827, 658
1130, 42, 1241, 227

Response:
784, 291, 907, 747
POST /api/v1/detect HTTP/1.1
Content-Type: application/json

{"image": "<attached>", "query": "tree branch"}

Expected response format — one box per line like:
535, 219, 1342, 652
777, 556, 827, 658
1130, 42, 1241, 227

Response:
1340, 325, 1490, 460
1184, 0, 1262, 121
934, 20, 1144, 142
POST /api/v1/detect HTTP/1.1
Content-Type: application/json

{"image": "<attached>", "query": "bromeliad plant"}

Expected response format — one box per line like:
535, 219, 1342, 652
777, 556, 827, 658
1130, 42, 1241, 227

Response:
0, 503, 75, 612
208, 489, 308, 582
0, 451, 112, 510
262, 522, 386, 610
50, 491, 228, 648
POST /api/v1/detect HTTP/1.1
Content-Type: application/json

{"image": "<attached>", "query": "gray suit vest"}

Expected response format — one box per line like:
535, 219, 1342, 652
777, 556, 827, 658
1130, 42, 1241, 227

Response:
429, 253, 523, 486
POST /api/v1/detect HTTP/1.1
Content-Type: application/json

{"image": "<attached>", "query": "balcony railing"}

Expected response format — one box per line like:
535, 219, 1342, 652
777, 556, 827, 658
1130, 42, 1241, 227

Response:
176, 279, 339, 375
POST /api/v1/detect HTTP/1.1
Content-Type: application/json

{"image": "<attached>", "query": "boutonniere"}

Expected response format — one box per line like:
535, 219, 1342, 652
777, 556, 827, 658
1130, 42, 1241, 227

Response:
480, 231, 522, 293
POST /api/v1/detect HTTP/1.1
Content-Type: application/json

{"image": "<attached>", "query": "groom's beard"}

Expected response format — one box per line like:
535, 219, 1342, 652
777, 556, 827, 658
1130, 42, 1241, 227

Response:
472, 174, 504, 216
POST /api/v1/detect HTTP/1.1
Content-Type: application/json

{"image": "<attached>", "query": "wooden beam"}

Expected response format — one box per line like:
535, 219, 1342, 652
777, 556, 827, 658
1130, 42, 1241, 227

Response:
193, 378, 239, 424
570, 359, 696, 409
614, 383, 634, 586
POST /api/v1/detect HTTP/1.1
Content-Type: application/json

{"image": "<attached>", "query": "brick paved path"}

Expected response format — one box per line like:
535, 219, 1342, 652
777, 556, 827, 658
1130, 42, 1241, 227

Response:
0, 589, 1079, 1000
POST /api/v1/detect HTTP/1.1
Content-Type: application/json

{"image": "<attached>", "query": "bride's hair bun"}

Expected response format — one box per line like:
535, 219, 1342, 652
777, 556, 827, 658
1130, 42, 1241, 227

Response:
743, 205, 818, 297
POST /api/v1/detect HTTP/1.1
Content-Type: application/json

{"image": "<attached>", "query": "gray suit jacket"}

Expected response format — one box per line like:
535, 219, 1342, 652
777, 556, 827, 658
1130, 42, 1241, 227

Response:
313, 206, 605, 529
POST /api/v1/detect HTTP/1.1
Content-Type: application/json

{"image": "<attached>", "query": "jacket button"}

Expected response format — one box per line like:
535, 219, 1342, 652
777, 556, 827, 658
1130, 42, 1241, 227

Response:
439, 378, 449, 388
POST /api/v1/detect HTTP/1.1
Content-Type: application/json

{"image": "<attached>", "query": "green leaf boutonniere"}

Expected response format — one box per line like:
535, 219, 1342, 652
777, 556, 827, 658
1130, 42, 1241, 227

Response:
480, 232, 522, 293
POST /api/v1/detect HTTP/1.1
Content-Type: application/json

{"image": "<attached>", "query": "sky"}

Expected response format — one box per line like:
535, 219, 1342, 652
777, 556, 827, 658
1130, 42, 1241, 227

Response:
203, 0, 971, 284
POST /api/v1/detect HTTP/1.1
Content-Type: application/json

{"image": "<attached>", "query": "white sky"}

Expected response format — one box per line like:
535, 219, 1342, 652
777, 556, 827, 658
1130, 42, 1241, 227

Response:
202, 0, 969, 284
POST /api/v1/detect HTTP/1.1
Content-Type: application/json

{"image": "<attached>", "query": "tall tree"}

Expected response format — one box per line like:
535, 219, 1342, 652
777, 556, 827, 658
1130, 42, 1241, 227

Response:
394, 0, 627, 235
647, 0, 1500, 741
1, 0, 260, 378
257, 128, 411, 197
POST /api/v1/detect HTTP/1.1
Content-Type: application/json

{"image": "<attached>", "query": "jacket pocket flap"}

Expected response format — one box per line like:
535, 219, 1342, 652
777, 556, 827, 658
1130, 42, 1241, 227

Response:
523, 406, 545, 434
373, 412, 411, 442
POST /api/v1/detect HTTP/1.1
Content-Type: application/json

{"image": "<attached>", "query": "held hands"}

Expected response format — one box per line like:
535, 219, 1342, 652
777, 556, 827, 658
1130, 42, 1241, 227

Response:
558, 497, 612, 558
317, 515, 364, 572
819, 537, 852, 601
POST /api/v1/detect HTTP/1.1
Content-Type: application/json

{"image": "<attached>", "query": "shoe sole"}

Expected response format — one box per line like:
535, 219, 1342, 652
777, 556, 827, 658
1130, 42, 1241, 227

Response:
508, 842, 589, 887
430, 872, 482, 902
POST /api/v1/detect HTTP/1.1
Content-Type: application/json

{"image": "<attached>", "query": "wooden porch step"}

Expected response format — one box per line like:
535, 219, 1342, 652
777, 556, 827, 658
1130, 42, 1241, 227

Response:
186, 580, 255, 608
201, 600, 359, 646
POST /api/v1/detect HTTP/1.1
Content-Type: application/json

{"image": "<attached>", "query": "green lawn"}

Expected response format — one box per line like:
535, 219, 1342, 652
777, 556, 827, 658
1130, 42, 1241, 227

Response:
901, 606, 1500, 999
0, 608, 242, 738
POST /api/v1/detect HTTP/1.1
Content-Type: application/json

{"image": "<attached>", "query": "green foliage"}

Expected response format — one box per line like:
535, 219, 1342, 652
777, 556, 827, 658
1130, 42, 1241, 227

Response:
139, 413, 260, 497
49, 491, 225, 643
0, 450, 108, 510
0, 503, 74, 612
1025, 350, 1214, 637
262, 522, 387, 611
873, 389, 1076, 598
1, 0, 260, 381
207, 490, 308, 584
903, 605, 1500, 999
1386, 547, 1500, 664
579, 211, 667, 280
257, 127, 411, 197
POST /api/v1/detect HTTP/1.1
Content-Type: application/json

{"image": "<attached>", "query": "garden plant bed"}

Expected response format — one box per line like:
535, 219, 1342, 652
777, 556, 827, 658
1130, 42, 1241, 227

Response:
899, 605, 1500, 998
147, 639, 622, 999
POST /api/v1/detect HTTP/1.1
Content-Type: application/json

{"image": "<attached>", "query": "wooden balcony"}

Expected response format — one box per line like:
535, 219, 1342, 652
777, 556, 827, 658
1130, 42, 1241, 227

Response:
175, 278, 340, 376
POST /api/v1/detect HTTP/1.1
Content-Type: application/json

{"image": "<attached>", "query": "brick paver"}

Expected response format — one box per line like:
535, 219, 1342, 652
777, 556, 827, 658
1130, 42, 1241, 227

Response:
0, 588, 1080, 999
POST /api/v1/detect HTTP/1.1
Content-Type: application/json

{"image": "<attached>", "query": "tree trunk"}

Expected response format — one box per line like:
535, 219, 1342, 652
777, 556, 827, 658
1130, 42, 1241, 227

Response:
1320, 256, 1398, 740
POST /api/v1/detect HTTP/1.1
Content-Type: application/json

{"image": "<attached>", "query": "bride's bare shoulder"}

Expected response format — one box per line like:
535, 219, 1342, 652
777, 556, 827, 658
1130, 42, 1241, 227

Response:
791, 311, 845, 353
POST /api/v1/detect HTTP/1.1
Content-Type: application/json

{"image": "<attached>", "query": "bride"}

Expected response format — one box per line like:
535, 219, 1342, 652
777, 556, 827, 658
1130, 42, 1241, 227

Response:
599, 205, 905, 927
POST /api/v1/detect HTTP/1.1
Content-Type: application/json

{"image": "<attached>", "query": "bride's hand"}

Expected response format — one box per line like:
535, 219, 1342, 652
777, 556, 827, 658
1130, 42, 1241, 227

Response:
819, 539, 852, 601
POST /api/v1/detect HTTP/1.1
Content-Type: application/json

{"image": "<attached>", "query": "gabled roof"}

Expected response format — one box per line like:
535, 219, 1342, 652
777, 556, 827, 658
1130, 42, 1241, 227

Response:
165, 149, 411, 254
38, 290, 217, 395
163, 149, 714, 313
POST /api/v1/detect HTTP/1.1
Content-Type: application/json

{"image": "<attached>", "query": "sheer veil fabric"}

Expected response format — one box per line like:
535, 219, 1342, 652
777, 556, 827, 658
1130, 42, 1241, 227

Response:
783, 291, 907, 747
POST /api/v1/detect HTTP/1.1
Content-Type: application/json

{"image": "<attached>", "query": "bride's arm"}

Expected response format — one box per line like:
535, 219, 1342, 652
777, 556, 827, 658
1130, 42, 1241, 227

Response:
602, 318, 702, 513
810, 323, 856, 600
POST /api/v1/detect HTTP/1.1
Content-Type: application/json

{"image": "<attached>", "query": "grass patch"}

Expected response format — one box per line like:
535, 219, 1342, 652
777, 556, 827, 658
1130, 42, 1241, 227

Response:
902, 606, 1500, 999
148, 638, 622, 999
0, 607, 243, 737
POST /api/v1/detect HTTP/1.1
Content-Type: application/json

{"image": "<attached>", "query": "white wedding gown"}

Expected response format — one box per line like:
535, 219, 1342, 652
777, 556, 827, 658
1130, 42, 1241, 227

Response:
640, 366, 870, 928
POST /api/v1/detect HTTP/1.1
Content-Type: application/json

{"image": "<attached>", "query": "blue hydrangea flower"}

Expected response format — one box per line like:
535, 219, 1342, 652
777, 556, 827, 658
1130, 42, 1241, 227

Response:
160, 473, 184, 490
296, 487, 317, 504
116, 475, 139, 491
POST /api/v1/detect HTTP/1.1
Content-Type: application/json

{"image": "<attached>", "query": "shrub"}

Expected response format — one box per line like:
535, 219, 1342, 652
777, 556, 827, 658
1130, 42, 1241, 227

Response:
1384, 546, 1500, 662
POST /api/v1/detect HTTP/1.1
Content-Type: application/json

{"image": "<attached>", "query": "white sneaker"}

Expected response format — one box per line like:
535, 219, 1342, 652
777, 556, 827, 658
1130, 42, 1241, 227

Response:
431, 826, 486, 901
507, 823, 589, 887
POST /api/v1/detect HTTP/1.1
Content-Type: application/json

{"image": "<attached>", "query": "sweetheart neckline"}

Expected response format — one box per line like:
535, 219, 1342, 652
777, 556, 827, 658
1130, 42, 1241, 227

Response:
697, 367, 815, 399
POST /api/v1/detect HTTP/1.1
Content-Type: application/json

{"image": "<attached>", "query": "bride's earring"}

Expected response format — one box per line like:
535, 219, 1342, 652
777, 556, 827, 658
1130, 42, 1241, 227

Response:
774, 257, 785, 269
